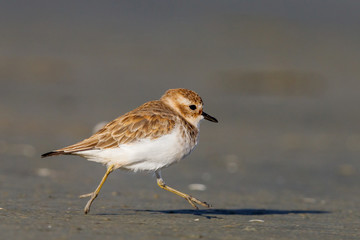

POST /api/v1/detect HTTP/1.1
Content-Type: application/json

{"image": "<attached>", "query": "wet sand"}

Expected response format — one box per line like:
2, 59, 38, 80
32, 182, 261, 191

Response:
1, 1, 360, 239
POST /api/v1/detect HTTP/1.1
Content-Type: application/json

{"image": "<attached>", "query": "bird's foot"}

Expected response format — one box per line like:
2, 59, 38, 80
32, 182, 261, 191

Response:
185, 195, 211, 209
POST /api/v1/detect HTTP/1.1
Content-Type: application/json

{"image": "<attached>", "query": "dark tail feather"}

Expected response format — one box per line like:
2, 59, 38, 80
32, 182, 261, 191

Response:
41, 151, 64, 158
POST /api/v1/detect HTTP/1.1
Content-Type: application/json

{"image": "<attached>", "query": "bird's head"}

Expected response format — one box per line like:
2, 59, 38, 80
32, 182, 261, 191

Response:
161, 88, 218, 128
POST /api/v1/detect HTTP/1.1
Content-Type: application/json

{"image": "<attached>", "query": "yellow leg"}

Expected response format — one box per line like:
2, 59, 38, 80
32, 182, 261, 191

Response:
79, 165, 115, 214
156, 172, 210, 209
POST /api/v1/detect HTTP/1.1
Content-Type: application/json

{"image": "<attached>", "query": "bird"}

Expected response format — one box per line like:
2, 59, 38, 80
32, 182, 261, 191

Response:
41, 88, 218, 214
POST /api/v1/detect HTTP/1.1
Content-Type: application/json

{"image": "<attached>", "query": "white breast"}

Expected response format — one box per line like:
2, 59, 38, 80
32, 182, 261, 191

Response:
77, 125, 198, 172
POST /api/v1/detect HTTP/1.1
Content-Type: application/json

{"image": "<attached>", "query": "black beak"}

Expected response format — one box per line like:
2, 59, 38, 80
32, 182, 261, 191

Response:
202, 111, 218, 123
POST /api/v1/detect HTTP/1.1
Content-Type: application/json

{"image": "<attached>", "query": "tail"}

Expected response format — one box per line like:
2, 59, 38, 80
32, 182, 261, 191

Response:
41, 151, 65, 158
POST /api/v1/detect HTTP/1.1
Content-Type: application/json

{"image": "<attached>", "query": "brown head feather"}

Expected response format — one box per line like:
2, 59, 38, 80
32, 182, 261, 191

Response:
161, 88, 204, 127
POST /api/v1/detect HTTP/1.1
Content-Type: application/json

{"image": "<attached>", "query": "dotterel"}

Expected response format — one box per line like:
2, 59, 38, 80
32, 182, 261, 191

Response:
42, 88, 218, 214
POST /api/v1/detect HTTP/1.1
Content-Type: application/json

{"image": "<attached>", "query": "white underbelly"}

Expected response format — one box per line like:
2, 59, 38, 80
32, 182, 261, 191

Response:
77, 126, 197, 172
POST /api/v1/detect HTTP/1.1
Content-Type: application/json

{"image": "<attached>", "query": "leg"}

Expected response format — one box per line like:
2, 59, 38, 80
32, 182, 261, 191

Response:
79, 164, 115, 214
155, 170, 210, 209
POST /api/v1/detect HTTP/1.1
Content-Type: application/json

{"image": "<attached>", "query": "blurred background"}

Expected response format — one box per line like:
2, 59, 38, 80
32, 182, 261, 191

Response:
0, 1, 360, 237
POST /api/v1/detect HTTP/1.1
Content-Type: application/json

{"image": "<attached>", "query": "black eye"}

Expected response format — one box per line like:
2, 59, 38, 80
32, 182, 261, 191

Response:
189, 105, 197, 110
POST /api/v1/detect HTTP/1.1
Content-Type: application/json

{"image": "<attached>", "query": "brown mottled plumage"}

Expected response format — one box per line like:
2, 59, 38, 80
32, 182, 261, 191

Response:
51, 101, 178, 154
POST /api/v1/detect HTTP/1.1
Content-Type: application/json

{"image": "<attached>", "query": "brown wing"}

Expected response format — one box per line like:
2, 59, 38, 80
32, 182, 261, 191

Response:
43, 101, 177, 156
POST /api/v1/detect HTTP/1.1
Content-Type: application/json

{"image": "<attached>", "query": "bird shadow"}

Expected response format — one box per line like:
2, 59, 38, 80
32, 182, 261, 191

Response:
98, 208, 329, 219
